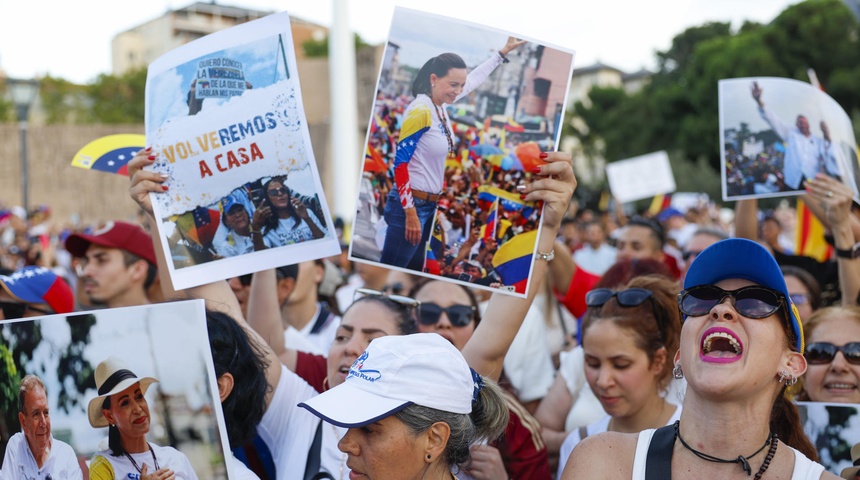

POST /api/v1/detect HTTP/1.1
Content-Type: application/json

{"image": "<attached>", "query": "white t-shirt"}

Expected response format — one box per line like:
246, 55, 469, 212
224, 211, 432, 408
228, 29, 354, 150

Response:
557, 405, 681, 477
296, 303, 341, 355
558, 347, 608, 432
498, 294, 555, 403
0, 432, 82, 480
262, 211, 328, 248
212, 223, 254, 257
257, 364, 345, 480
226, 452, 259, 480
573, 243, 617, 276
88, 443, 197, 480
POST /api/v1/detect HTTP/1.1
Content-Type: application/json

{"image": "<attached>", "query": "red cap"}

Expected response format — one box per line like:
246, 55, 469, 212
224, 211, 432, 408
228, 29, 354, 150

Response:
65, 221, 156, 265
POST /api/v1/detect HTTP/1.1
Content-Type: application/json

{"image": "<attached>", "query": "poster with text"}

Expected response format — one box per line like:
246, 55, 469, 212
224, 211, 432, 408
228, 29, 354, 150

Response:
144, 12, 338, 289
349, 7, 575, 297
719, 77, 859, 201
0, 300, 233, 479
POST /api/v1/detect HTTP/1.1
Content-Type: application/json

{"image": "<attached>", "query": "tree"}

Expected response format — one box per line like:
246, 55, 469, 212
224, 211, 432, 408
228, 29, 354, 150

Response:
85, 68, 148, 124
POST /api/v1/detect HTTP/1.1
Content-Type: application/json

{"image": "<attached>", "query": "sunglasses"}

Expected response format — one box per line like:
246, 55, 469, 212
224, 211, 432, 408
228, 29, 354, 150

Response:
678, 285, 783, 319
0, 301, 53, 319
804, 342, 860, 365
789, 293, 810, 306
419, 302, 476, 327
267, 186, 290, 197
354, 288, 421, 314
586, 288, 665, 339
682, 250, 702, 261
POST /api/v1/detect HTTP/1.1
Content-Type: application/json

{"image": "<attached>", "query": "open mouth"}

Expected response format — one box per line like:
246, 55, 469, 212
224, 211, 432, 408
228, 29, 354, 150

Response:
700, 327, 743, 363
824, 382, 858, 392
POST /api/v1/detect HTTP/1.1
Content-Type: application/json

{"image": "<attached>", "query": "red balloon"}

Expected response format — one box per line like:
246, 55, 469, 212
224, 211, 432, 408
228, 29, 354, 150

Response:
515, 142, 543, 171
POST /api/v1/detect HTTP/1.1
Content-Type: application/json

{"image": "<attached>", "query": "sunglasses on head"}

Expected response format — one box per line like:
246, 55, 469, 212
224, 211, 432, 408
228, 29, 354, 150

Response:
0, 301, 53, 319
678, 285, 783, 319
267, 186, 290, 197
586, 288, 665, 339
419, 302, 476, 327
354, 288, 421, 313
804, 342, 860, 365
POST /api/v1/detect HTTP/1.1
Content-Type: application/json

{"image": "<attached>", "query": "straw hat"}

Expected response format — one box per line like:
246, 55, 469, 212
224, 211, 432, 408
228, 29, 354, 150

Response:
842, 442, 860, 479
87, 356, 158, 428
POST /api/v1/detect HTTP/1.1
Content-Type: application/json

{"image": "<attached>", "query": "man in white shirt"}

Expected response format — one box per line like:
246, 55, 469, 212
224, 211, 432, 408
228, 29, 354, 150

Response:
277, 262, 341, 355
572, 221, 616, 276
0, 375, 82, 479
752, 81, 825, 190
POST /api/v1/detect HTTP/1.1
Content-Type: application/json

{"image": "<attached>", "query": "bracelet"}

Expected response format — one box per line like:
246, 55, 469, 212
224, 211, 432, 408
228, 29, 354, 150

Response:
536, 249, 554, 262
498, 51, 510, 64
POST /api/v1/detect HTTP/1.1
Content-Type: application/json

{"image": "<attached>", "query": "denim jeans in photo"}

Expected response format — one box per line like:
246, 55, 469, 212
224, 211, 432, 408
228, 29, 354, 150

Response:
380, 190, 436, 271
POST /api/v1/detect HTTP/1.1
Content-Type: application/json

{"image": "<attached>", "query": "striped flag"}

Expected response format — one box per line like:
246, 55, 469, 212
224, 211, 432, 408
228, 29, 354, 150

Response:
795, 199, 832, 262
491, 230, 538, 294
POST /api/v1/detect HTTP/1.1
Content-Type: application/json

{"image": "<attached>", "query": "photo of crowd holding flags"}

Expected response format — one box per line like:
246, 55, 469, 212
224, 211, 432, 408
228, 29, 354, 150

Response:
350, 7, 575, 294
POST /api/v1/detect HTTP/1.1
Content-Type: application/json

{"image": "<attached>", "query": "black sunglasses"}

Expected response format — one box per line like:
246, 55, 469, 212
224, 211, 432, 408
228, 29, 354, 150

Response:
804, 342, 860, 365
0, 301, 53, 319
419, 302, 476, 327
267, 186, 290, 197
354, 288, 421, 314
587, 288, 665, 339
678, 285, 783, 319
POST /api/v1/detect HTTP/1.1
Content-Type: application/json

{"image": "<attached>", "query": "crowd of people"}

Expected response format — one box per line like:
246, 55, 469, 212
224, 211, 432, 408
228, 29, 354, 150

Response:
5, 148, 860, 479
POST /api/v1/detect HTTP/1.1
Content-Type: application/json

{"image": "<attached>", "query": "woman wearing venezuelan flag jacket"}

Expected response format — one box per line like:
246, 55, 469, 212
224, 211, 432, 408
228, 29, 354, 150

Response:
380, 36, 525, 271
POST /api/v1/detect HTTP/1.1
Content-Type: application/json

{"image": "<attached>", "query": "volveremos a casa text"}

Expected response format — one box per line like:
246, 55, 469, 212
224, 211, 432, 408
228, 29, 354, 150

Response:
161, 113, 277, 178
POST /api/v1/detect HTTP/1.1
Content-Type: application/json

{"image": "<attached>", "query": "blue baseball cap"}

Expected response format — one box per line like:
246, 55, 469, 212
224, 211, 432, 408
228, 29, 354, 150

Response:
220, 195, 245, 215
684, 238, 803, 352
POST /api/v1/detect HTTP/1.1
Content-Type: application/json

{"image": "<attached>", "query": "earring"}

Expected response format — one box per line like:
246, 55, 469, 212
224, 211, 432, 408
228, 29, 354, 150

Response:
787, 375, 798, 386
778, 370, 788, 384
673, 364, 684, 379
426, 454, 432, 461
431, 83, 436, 88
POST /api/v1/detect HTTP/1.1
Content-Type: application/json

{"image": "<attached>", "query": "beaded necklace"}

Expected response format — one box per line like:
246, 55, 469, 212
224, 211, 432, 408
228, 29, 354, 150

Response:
432, 102, 455, 157
124, 442, 160, 475
674, 421, 777, 478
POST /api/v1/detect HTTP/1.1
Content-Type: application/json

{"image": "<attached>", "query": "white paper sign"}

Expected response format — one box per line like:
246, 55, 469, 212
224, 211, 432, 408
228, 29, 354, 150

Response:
605, 151, 676, 204
144, 12, 339, 289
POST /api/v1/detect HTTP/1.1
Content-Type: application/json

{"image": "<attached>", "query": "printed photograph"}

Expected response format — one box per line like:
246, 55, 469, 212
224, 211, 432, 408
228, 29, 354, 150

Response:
0, 300, 230, 479
349, 7, 575, 296
144, 12, 339, 290
719, 77, 860, 201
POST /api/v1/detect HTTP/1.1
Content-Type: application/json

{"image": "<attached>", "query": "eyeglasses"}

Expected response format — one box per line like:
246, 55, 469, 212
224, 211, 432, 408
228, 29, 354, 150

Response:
0, 301, 53, 319
804, 342, 860, 365
586, 288, 665, 339
789, 293, 810, 306
267, 186, 290, 197
678, 285, 783, 319
419, 302, 476, 327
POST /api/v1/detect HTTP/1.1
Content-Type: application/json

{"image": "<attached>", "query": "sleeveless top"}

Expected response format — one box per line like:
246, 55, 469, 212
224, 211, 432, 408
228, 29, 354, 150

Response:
631, 428, 825, 480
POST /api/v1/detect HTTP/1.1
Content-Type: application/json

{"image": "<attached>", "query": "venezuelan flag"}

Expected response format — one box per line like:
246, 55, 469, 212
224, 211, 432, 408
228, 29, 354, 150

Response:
393, 104, 432, 209
71, 134, 146, 176
171, 206, 222, 248
492, 230, 538, 294
482, 198, 499, 242
795, 199, 832, 262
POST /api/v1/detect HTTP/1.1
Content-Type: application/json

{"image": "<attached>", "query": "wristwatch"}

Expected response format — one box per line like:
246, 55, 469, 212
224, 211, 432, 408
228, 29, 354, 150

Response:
835, 242, 860, 259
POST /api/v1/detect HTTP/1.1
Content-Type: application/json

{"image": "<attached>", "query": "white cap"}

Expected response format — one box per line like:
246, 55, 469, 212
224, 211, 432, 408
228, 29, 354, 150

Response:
299, 333, 475, 428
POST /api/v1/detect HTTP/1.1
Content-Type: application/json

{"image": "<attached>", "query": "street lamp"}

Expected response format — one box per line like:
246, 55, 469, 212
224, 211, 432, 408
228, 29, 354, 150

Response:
6, 77, 40, 214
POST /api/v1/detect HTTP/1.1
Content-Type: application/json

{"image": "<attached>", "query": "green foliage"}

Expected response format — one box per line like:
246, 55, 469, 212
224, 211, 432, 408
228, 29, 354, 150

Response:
39, 75, 88, 124
569, 0, 860, 198
302, 33, 369, 58
85, 68, 147, 124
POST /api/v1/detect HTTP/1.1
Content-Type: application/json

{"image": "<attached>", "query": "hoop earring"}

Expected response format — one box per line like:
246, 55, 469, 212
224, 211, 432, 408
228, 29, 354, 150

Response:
786, 374, 798, 386
673, 364, 684, 379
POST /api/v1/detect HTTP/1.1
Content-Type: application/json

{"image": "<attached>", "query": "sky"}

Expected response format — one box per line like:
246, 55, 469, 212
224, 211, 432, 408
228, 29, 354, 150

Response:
0, 0, 803, 85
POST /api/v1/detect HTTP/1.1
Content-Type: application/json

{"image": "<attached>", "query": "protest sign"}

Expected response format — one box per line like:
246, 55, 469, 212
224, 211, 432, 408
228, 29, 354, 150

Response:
348, 7, 575, 297
144, 12, 338, 289
605, 150, 676, 204
70, 134, 146, 176
719, 77, 860, 201
0, 300, 233, 478
797, 401, 860, 476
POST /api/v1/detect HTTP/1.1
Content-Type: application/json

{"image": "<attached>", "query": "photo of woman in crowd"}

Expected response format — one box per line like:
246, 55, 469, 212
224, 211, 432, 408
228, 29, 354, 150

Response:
350, 8, 575, 295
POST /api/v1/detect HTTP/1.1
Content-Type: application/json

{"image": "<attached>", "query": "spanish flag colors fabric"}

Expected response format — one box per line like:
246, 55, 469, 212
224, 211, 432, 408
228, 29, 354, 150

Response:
491, 230, 538, 294
795, 198, 832, 262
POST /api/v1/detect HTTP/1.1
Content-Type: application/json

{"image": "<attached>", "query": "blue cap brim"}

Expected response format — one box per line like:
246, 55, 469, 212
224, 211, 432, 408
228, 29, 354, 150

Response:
684, 238, 803, 352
